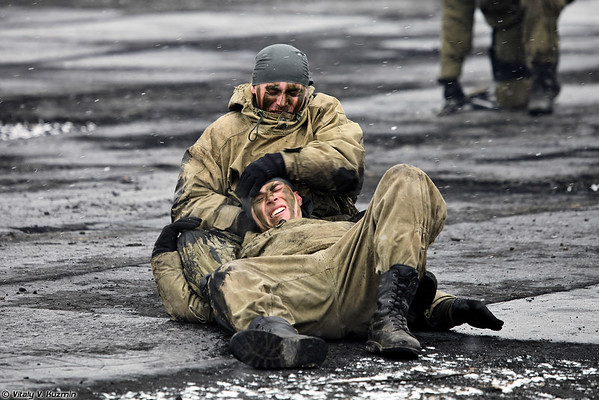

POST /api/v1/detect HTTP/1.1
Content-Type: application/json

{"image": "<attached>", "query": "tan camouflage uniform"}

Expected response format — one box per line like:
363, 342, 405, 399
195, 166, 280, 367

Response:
440, 0, 568, 108
152, 83, 365, 323
207, 165, 457, 338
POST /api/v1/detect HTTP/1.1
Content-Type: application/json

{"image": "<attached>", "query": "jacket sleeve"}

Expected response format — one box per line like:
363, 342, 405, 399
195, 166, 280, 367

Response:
171, 140, 242, 231
422, 290, 458, 330
281, 95, 365, 195
151, 251, 212, 323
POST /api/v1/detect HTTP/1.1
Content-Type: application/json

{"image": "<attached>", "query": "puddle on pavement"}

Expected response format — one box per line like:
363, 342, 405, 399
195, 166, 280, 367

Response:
0, 121, 96, 141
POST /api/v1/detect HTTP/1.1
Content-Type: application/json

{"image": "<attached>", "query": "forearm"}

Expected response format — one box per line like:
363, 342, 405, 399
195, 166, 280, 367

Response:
282, 112, 365, 194
172, 189, 241, 230
171, 148, 242, 231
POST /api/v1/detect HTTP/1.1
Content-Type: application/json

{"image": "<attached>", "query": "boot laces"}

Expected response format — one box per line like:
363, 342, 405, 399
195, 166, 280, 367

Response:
388, 294, 408, 330
387, 271, 410, 330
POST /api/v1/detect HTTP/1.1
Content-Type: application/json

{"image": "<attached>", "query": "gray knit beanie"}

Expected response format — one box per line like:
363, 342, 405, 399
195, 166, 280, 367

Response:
252, 44, 313, 86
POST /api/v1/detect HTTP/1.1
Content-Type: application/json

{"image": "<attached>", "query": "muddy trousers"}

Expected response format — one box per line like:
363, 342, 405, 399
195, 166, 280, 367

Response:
440, 0, 566, 80
208, 164, 448, 339
151, 226, 241, 323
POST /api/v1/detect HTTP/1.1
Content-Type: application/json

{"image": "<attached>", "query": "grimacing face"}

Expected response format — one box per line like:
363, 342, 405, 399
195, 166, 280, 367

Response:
250, 180, 303, 232
251, 82, 308, 114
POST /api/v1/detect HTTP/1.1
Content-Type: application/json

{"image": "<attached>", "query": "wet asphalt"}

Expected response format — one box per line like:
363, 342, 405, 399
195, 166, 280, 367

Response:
0, 1, 598, 399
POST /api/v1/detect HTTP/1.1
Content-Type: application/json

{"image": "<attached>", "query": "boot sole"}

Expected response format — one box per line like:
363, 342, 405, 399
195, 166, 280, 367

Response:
528, 107, 554, 116
528, 96, 555, 116
365, 340, 421, 359
230, 329, 328, 369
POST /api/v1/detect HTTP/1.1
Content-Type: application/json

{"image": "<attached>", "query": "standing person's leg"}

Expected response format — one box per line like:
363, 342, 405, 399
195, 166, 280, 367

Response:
522, 0, 565, 65
439, 0, 477, 110
522, 0, 567, 114
480, 0, 531, 109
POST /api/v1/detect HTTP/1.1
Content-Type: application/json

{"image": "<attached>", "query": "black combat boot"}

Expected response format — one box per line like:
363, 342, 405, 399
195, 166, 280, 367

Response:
229, 316, 328, 369
528, 62, 561, 116
367, 264, 422, 358
438, 78, 467, 115
408, 271, 438, 329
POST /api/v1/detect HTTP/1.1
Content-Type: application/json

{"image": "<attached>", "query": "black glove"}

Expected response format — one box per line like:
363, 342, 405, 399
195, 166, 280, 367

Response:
151, 217, 202, 258
450, 298, 504, 331
235, 153, 286, 200
228, 210, 257, 237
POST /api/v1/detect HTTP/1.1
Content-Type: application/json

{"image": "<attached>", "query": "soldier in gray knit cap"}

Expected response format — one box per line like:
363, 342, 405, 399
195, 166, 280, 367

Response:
151, 44, 365, 330
252, 44, 313, 87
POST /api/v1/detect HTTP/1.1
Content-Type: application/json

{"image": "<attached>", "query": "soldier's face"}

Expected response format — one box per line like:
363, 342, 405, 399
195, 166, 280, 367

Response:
251, 82, 308, 114
250, 180, 303, 232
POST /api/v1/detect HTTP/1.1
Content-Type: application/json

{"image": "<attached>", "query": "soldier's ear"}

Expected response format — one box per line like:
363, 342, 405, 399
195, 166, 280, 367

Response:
294, 191, 303, 206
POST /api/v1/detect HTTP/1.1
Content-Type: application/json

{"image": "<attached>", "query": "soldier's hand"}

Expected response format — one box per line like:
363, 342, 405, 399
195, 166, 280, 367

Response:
152, 217, 202, 258
451, 298, 504, 331
236, 153, 286, 199
229, 210, 256, 237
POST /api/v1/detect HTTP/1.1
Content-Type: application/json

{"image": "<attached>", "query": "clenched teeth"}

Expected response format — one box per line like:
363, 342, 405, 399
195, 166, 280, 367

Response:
270, 207, 286, 218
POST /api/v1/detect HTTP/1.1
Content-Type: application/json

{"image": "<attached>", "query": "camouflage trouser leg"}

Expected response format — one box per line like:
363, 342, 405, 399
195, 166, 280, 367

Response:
439, 0, 476, 80
521, 0, 566, 65
479, 0, 530, 108
480, 0, 566, 109
151, 250, 213, 323
480, 0, 526, 69
208, 165, 448, 338
177, 229, 241, 296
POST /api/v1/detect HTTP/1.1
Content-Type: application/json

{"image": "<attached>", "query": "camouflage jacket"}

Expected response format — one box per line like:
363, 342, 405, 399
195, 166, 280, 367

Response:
171, 83, 365, 231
